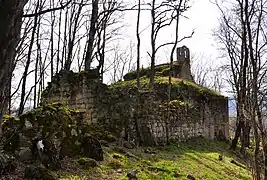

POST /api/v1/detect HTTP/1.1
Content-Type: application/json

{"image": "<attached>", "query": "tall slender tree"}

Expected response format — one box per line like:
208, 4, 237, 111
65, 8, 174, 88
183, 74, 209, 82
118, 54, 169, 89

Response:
85, 0, 99, 70
214, 0, 267, 178
136, 0, 141, 89
0, 0, 29, 135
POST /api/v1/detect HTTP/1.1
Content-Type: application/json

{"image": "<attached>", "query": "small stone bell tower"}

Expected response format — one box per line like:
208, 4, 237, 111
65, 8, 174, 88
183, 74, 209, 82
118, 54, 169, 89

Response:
177, 45, 190, 61
173, 46, 193, 81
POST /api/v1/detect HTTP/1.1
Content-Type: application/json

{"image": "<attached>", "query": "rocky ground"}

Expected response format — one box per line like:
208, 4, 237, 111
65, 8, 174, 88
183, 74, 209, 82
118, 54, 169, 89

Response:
1, 138, 252, 180
0, 102, 251, 180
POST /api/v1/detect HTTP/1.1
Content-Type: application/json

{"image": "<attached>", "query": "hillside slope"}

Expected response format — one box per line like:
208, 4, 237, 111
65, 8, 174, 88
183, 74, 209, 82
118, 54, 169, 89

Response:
60, 138, 251, 180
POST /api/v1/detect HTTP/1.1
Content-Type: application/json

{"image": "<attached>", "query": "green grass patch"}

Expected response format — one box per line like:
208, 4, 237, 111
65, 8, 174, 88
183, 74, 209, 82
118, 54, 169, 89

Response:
109, 76, 223, 100
58, 138, 251, 180
123, 63, 170, 81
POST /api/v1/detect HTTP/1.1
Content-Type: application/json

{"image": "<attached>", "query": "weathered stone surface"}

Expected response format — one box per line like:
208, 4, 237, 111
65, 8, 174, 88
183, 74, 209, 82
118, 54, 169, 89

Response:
1, 102, 104, 170
125, 152, 139, 160
41, 68, 229, 147
77, 157, 98, 169
18, 147, 32, 162
123, 141, 135, 149
0, 153, 16, 175
41, 70, 106, 123
1, 116, 20, 154
81, 136, 103, 161
24, 164, 56, 180
113, 146, 127, 154
127, 169, 138, 180
187, 174, 196, 180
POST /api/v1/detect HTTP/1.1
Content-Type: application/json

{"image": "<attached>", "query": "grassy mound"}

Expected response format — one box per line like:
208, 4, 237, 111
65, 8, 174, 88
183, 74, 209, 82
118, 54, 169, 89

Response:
58, 138, 251, 180
109, 76, 224, 102
123, 63, 170, 81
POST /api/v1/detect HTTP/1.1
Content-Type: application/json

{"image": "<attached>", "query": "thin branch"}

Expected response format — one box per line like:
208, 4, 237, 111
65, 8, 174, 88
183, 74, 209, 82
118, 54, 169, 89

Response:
23, 0, 72, 17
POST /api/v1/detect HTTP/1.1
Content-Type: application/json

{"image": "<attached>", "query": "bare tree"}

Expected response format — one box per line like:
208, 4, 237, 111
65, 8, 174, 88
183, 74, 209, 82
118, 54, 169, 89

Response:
64, 0, 85, 70
18, 0, 41, 115
148, 0, 191, 88
84, 0, 99, 70
191, 54, 212, 86
95, 0, 123, 81
191, 54, 225, 92
136, 0, 141, 89
214, 0, 267, 178
0, 0, 29, 135
107, 42, 135, 83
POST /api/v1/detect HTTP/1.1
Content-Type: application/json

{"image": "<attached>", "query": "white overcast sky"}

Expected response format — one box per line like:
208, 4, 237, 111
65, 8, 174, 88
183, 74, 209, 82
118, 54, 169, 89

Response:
120, 0, 222, 66
180, 0, 220, 56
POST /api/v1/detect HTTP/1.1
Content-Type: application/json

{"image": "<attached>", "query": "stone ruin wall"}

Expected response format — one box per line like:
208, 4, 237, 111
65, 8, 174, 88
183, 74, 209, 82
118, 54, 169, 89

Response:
41, 71, 102, 123
42, 71, 229, 146
98, 89, 229, 146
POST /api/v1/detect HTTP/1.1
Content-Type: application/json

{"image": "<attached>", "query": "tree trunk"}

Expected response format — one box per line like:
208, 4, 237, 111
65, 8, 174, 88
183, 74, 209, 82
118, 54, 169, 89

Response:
252, 119, 261, 180
84, 0, 99, 70
263, 141, 267, 180
65, 2, 84, 71
18, 1, 39, 115
149, 0, 156, 89
230, 116, 244, 150
243, 122, 251, 147
0, 0, 28, 134
136, 0, 141, 89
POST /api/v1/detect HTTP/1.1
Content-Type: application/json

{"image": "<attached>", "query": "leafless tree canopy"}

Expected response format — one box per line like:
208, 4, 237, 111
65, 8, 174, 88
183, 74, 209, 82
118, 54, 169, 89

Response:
214, 0, 267, 179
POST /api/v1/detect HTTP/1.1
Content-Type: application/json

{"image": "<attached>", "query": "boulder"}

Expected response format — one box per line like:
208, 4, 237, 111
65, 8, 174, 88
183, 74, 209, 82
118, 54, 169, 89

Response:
1, 103, 104, 169
123, 141, 135, 149
144, 148, 156, 154
125, 152, 139, 160
187, 174, 196, 180
24, 164, 57, 180
0, 153, 16, 175
31, 138, 61, 170
112, 153, 123, 159
2, 103, 104, 169
18, 147, 33, 162
81, 136, 103, 161
77, 157, 98, 169
127, 169, 138, 180
174, 172, 182, 178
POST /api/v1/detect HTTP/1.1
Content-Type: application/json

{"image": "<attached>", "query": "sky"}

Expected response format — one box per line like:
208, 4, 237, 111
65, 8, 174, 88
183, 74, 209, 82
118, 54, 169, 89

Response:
179, 0, 220, 57
118, 0, 233, 97
120, 0, 222, 66
14, 0, 227, 109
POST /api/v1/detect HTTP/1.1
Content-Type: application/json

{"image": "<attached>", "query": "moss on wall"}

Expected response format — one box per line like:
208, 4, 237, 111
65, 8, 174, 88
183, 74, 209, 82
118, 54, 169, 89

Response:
42, 69, 100, 100
40, 69, 229, 146
110, 76, 224, 101
2, 102, 104, 162
123, 64, 170, 81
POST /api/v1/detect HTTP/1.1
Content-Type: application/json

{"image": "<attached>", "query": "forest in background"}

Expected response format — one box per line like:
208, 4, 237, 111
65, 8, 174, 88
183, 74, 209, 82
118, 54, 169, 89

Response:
1, 0, 267, 179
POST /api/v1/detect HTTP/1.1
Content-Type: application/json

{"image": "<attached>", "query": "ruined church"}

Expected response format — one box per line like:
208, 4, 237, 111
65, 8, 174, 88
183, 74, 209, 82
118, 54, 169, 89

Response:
41, 46, 229, 146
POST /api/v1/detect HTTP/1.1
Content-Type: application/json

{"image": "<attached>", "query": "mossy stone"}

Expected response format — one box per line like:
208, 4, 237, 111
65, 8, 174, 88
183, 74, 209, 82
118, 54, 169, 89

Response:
3, 132, 20, 153
77, 157, 98, 169
107, 159, 123, 169
0, 153, 16, 175
104, 134, 117, 142
112, 153, 124, 159
24, 164, 57, 180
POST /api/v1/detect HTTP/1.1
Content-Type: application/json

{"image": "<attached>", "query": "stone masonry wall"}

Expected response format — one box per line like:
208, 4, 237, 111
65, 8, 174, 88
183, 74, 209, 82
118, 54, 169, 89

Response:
41, 70, 106, 123
42, 71, 229, 146
97, 88, 229, 146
